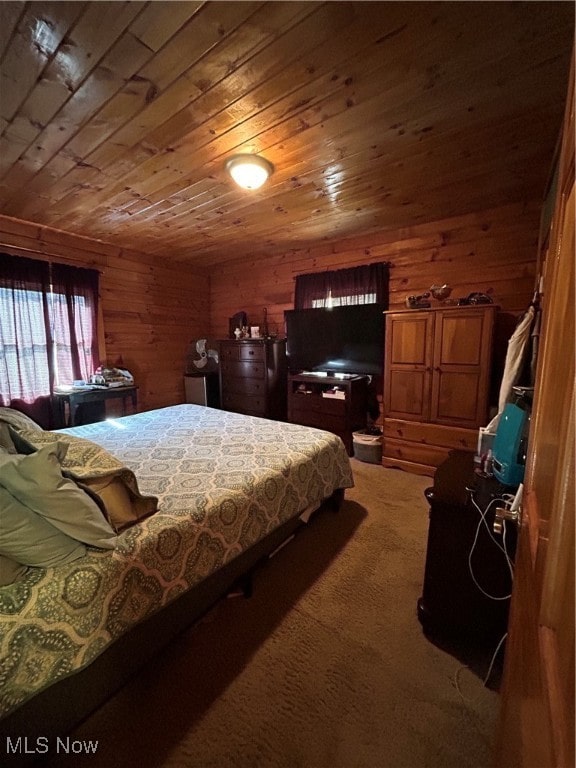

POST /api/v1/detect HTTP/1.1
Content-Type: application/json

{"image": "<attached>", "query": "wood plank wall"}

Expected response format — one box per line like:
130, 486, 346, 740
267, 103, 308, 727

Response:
0, 198, 540, 421
209, 200, 542, 411
0, 215, 209, 415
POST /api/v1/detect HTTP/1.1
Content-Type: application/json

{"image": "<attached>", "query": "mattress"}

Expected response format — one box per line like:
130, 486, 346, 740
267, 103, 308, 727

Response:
0, 404, 353, 717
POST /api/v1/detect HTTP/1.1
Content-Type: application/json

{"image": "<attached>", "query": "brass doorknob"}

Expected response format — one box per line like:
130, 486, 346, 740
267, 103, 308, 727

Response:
494, 505, 521, 534
493, 484, 524, 534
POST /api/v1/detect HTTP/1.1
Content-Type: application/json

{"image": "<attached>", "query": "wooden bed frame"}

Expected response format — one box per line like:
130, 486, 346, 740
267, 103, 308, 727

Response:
0, 490, 343, 766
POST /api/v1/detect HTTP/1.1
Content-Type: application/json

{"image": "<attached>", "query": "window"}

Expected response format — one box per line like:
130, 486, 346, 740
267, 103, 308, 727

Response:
294, 262, 389, 309
311, 289, 377, 308
0, 253, 100, 408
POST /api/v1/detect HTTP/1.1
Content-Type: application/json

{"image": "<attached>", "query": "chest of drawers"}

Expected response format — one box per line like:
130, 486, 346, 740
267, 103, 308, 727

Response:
219, 339, 287, 420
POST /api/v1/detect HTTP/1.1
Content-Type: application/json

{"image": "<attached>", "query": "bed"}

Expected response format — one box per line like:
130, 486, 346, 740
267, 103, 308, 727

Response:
0, 404, 353, 756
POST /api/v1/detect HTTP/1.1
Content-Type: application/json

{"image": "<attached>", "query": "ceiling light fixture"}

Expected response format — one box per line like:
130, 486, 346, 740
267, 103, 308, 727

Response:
225, 154, 274, 190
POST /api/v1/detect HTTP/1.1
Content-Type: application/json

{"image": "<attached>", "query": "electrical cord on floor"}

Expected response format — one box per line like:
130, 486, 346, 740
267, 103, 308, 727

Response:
452, 664, 473, 702
483, 632, 508, 687
452, 631, 509, 701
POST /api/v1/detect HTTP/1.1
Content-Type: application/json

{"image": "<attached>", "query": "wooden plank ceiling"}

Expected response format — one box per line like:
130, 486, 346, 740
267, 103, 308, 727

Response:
0, 1, 573, 269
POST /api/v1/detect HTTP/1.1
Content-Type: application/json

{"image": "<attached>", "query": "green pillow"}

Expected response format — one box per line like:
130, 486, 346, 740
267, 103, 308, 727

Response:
0, 485, 86, 567
0, 423, 17, 453
11, 428, 158, 532
0, 443, 118, 550
0, 407, 43, 432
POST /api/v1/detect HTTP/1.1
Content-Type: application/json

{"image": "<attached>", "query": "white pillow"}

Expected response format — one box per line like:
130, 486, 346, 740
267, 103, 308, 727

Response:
0, 443, 118, 550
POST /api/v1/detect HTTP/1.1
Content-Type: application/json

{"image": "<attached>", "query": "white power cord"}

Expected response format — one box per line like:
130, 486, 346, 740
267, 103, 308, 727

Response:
452, 487, 518, 698
453, 631, 509, 699
483, 632, 508, 687
468, 493, 514, 599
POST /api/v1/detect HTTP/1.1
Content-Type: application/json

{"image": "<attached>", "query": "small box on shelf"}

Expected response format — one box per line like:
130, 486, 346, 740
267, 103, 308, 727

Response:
321, 388, 346, 400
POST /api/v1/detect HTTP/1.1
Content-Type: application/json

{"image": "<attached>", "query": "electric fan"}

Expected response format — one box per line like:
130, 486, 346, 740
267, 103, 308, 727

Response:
186, 339, 219, 374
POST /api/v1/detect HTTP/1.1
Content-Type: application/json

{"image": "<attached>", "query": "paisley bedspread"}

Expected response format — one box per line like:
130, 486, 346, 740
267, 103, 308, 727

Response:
0, 405, 353, 718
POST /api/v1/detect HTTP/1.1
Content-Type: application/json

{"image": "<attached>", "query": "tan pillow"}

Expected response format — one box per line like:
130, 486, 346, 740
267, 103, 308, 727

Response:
80, 476, 144, 531
0, 443, 118, 550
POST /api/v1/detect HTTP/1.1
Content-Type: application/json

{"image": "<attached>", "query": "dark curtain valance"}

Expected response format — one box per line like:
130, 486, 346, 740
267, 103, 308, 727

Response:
0, 252, 51, 290
294, 262, 390, 309
0, 252, 100, 292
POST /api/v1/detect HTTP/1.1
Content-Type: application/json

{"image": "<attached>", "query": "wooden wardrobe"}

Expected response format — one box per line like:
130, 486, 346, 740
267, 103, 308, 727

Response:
382, 305, 496, 475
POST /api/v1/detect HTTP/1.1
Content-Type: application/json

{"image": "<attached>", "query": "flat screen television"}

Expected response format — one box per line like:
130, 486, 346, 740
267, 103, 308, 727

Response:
284, 304, 385, 377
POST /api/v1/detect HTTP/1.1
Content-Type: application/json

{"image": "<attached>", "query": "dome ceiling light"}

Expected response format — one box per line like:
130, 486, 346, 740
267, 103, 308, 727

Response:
225, 154, 274, 190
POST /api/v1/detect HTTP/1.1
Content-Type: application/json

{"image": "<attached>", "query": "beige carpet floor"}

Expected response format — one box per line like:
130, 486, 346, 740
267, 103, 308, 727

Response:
45, 459, 500, 768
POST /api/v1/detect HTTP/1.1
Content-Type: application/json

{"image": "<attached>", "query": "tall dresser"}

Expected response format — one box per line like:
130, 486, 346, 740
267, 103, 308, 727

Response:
383, 305, 497, 475
219, 338, 287, 421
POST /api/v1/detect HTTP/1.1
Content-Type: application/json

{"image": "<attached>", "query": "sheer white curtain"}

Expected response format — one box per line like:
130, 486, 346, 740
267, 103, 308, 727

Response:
0, 255, 51, 402
0, 253, 99, 424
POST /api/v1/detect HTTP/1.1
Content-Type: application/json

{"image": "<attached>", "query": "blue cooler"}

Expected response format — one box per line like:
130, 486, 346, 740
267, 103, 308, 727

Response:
492, 403, 529, 486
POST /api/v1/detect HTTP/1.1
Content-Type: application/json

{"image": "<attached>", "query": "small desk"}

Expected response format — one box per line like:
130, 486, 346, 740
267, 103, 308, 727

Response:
53, 386, 138, 427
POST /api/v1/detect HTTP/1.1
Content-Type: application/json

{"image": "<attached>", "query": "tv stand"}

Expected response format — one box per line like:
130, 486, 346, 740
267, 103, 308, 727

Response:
287, 372, 369, 455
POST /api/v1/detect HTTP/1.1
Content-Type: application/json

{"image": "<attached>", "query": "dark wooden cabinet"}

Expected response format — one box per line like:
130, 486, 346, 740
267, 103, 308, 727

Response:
219, 338, 287, 420
287, 373, 368, 455
418, 450, 517, 648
